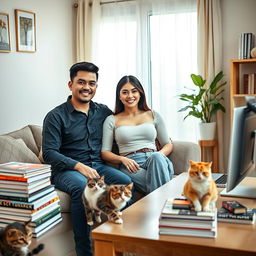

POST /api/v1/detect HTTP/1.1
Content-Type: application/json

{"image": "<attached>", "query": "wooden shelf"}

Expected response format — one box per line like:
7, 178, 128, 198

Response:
230, 59, 256, 126
198, 140, 218, 173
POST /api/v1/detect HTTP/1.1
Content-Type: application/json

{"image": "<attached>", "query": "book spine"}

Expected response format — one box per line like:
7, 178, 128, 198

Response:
238, 34, 242, 59
242, 33, 247, 59
248, 74, 253, 94
244, 74, 249, 94
0, 195, 29, 202
247, 33, 253, 59
0, 200, 34, 210
33, 207, 61, 226
31, 196, 59, 214
0, 175, 27, 182
217, 213, 253, 220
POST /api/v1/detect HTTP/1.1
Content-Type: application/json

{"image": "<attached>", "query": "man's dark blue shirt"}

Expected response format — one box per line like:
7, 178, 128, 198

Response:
42, 96, 112, 176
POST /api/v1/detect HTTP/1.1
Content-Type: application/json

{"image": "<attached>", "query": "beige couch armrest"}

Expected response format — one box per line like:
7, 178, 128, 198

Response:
168, 141, 201, 175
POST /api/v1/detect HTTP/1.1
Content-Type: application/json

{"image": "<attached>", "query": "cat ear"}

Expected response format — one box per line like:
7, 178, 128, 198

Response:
208, 161, 212, 168
24, 221, 32, 232
101, 176, 105, 181
126, 183, 133, 190
189, 160, 196, 167
24, 220, 31, 226
6, 229, 17, 237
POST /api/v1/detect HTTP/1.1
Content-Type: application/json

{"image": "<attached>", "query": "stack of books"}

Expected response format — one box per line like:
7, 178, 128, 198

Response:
238, 32, 254, 59
0, 162, 62, 237
242, 73, 256, 94
217, 200, 256, 224
159, 198, 217, 238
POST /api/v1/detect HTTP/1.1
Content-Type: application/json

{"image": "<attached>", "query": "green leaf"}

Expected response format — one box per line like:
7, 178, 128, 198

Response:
178, 106, 192, 112
209, 71, 224, 90
191, 74, 205, 87
178, 71, 226, 122
210, 81, 227, 94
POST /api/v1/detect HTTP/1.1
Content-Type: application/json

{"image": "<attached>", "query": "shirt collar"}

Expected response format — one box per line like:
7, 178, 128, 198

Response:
66, 95, 96, 113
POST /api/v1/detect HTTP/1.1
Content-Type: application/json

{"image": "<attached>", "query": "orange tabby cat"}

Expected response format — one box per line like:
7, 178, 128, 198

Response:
183, 160, 218, 212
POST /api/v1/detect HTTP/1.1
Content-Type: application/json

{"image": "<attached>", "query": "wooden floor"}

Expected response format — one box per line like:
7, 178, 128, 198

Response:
30, 213, 75, 256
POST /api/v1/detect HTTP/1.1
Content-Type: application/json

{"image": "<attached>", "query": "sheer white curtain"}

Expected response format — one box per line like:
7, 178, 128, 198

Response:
92, 0, 198, 142
92, 1, 138, 110
149, 0, 198, 142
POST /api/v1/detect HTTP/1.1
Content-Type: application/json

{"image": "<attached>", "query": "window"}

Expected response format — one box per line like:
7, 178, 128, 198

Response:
93, 0, 198, 141
149, 10, 197, 142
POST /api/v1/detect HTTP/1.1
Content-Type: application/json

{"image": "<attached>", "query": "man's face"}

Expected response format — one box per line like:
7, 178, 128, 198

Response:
68, 71, 98, 104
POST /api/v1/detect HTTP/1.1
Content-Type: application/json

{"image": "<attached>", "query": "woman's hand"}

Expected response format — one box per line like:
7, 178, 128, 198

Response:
120, 156, 140, 173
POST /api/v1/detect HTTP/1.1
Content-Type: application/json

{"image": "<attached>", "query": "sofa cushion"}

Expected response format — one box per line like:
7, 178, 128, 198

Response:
55, 189, 71, 213
0, 135, 41, 164
29, 125, 42, 153
6, 126, 39, 156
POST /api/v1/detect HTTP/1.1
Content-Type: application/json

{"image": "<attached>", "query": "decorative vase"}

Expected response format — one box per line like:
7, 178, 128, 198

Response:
251, 47, 256, 58
199, 122, 216, 140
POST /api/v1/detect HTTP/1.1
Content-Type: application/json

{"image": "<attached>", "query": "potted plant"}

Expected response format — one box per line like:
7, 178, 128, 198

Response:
178, 71, 227, 140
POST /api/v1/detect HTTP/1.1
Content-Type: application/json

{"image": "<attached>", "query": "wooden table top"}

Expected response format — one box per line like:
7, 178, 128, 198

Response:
92, 173, 256, 255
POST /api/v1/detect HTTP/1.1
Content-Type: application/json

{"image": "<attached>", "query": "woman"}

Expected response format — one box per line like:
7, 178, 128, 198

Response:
101, 75, 174, 194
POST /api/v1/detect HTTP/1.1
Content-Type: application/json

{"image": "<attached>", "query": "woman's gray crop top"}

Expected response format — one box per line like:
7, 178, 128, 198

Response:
101, 110, 171, 154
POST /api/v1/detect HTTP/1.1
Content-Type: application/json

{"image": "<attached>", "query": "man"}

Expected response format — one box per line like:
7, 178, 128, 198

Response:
42, 62, 131, 256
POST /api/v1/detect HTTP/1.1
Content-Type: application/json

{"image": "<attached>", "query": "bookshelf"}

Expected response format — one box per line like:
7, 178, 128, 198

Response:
230, 58, 256, 124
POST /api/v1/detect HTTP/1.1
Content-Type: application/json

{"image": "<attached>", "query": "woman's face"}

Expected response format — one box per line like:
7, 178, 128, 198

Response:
119, 82, 141, 109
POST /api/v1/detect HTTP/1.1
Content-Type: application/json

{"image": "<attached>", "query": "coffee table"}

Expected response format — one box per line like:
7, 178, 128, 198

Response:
92, 172, 256, 256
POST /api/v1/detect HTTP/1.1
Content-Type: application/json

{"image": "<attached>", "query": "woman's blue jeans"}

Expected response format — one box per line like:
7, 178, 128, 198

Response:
119, 152, 174, 194
52, 162, 132, 256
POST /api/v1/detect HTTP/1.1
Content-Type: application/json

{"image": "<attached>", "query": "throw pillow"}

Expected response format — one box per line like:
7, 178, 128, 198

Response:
0, 135, 41, 164
6, 126, 39, 156
29, 125, 42, 153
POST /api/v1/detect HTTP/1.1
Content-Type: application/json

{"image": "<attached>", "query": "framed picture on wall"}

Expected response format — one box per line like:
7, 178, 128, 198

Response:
0, 13, 11, 53
15, 9, 36, 52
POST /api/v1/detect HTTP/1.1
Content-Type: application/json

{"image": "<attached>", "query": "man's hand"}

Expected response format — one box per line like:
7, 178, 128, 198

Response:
74, 162, 100, 178
120, 156, 140, 173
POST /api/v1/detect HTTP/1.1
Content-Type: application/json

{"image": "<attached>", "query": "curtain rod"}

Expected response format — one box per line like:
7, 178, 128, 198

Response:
74, 0, 134, 8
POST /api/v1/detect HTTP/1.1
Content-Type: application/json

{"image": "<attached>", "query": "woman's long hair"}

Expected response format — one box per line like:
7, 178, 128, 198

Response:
114, 75, 150, 114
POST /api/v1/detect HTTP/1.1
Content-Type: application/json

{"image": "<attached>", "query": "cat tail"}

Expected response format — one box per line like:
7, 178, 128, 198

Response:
28, 244, 44, 256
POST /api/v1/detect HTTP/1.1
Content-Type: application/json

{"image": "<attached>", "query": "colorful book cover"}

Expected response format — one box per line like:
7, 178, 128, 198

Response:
0, 191, 57, 210
0, 162, 51, 174
222, 200, 247, 214
160, 198, 215, 220
217, 207, 255, 224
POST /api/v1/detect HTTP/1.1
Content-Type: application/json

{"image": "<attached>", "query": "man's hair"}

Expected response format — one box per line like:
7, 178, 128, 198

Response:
69, 62, 99, 81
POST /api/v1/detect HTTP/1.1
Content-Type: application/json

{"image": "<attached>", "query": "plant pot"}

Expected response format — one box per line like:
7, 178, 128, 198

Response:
199, 122, 216, 140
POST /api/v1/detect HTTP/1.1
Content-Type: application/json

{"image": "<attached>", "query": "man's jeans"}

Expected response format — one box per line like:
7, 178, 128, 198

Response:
52, 162, 132, 256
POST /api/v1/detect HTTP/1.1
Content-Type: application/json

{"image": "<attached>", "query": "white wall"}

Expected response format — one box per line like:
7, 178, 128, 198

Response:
0, 0, 76, 134
1, 0, 256, 169
221, 0, 256, 169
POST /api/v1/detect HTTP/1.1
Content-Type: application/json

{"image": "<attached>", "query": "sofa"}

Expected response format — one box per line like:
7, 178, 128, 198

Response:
0, 125, 201, 213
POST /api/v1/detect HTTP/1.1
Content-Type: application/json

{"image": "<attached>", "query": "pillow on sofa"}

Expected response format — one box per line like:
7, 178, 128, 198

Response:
0, 135, 41, 164
6, 126, 39, 156
29, 125, 42, 153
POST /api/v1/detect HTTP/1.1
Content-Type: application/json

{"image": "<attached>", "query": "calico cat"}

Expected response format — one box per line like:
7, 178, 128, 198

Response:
82, 176, 133, 225
0, 222, 44, 256
82, 176, 107, 226
183, 160, 218, 212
